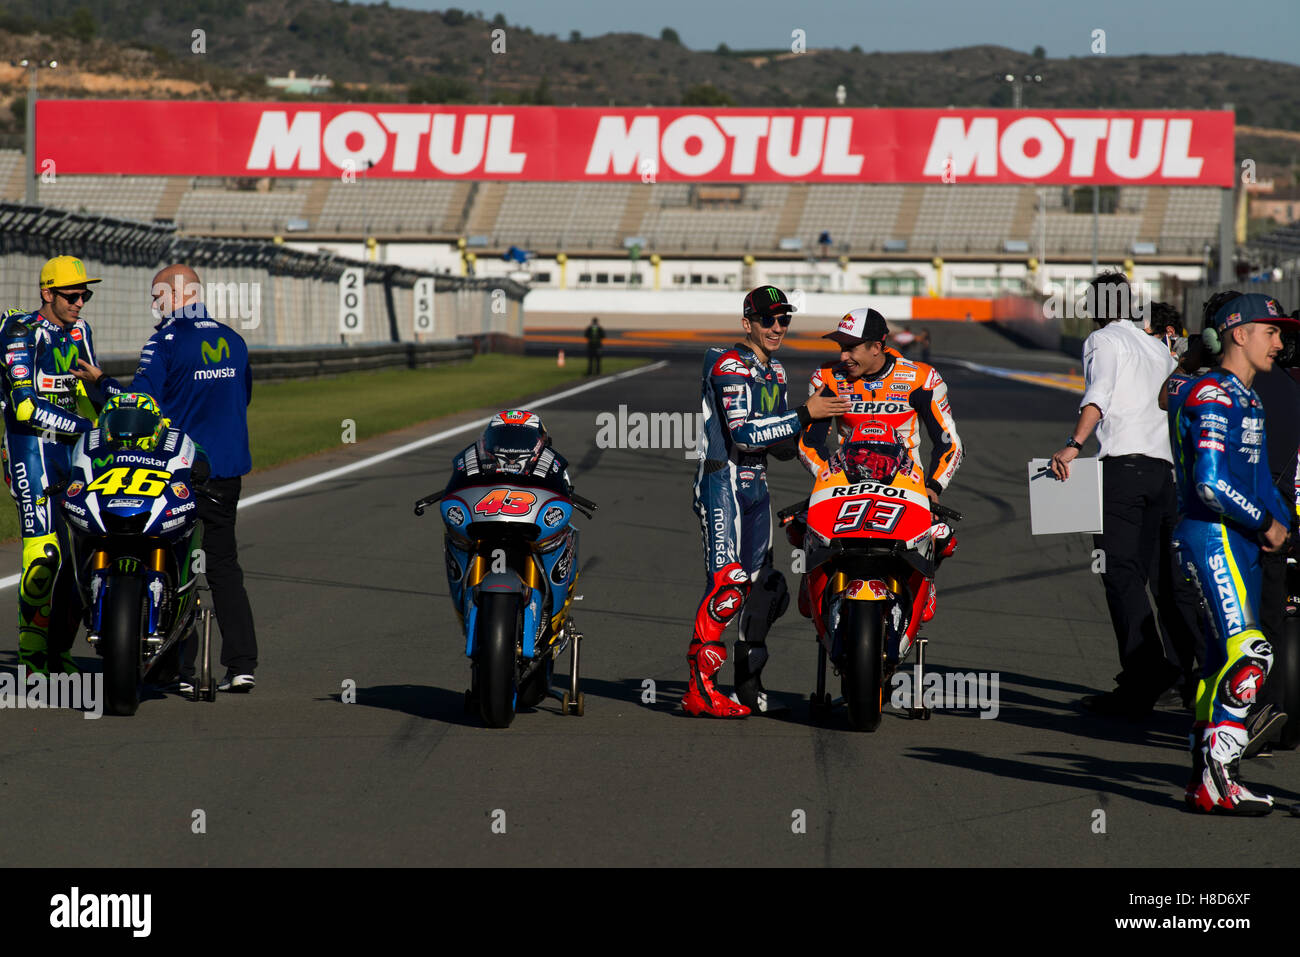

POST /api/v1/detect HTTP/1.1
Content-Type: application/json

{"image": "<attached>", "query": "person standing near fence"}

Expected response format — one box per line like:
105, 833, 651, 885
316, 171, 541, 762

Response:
75, 263, 259, 693
585, 317, 605, 375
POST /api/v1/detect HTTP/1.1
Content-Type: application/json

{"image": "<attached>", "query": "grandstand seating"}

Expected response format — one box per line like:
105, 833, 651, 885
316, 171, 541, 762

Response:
0, 149, 1225, 259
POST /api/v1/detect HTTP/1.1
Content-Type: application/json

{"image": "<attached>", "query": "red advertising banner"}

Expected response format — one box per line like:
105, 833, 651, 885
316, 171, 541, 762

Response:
36, 101, 1235, 186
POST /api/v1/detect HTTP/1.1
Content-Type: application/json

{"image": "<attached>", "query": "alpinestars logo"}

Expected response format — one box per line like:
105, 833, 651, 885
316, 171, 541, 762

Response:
1193, 383, 1232, 407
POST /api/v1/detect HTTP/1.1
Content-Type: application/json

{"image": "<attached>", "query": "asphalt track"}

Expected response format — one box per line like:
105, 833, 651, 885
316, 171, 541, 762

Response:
3, 325, 1299, 867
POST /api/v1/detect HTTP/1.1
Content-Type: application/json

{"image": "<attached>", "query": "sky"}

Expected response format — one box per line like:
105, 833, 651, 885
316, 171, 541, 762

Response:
368, 0, 1300, 66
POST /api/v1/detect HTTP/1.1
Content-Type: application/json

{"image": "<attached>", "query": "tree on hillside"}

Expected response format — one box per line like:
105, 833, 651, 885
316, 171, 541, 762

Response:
1033, 45, 1046, 59
681, 83, 734, 106
661, 27, 682, 45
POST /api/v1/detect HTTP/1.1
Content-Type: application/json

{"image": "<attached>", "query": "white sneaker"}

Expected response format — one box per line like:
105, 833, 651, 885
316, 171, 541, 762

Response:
218, 673, 255, 693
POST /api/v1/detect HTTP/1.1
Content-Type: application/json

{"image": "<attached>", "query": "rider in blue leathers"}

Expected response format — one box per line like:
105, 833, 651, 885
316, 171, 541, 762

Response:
0, 257, 113, 675
1169, 293, 1296, 815
684, 286, 849, 717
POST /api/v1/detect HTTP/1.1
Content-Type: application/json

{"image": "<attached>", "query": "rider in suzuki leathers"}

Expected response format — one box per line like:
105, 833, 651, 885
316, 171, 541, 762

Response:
685, 285, 850, 718
796, 309, 962, 654
1170, 294, 1295, 815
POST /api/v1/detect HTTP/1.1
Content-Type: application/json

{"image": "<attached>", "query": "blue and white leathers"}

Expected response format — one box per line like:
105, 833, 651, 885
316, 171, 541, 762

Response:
1168, 369, 1291, 753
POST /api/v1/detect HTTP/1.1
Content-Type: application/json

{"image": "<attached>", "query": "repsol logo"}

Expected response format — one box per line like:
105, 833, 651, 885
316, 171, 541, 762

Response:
832, 482, 908, 498
849, 401, 909, 414
1208, 554, 1244, 633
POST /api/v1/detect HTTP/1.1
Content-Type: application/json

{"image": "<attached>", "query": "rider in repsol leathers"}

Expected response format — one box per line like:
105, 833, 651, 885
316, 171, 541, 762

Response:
685, 286, 850, 718
796, 309, 962, 652
1169, 294, 1296, 815
0, 257, 112, 675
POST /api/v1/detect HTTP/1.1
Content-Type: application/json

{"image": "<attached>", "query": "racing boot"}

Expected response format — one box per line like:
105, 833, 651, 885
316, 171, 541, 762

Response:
730, 640, 772, 714
683, 639, 749, 718
17, 640, 48, 677
1185, 724, 1275, 816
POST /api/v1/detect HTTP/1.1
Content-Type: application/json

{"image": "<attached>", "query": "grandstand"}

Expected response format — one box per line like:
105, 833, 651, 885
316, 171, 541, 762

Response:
0, 149, 1225, 308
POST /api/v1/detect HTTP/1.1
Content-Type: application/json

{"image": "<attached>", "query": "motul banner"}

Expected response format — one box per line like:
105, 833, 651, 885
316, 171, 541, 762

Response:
37, 101, 1235, 186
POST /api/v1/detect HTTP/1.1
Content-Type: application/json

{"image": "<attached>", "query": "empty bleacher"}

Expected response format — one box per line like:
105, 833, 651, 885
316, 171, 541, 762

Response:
316, 178, 465, 234
910, 185, 1022, 253
38, 175, 168, 221
795, 184, 907, 252
1160, 187, 1222, 255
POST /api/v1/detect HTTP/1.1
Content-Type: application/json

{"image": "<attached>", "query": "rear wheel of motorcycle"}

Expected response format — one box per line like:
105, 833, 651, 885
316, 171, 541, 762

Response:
102, 576, 145, 717
840, 602, 884, 732
1273, 615, 1300, 750
475, 593, 520, 728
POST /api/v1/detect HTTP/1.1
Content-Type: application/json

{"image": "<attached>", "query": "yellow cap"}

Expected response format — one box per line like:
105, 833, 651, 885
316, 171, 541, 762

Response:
40, 256, 101, 290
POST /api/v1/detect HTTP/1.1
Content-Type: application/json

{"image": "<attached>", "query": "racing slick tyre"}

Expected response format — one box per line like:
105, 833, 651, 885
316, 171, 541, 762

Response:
475, 592, 521, 728
1273, 615, 1300, 750
102, 576, 146, 717
840, 602, 884, 732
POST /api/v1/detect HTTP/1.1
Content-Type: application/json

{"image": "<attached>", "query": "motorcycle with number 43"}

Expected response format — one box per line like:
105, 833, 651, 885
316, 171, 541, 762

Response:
779, 420, 961, 731
57, 397, 212, 716
414, 418, 597, 728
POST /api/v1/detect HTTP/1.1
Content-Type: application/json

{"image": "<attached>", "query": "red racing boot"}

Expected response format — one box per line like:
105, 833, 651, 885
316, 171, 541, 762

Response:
682, 639, 750, 717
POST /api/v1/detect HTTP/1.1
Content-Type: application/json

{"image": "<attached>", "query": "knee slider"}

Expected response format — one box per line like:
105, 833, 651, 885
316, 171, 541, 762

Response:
20, 540, 60, 601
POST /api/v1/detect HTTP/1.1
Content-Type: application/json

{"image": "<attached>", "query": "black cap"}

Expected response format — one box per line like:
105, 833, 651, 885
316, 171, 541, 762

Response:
743, 285, 794, 321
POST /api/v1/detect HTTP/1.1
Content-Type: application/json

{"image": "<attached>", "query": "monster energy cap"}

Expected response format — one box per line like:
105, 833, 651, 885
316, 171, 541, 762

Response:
743, 285, 794, 320
824, 307, 888, 347
40, 256, 101, 289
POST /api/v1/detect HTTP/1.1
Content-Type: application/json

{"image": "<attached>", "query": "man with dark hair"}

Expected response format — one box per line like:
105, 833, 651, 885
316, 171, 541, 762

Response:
1050, 272, 1200, 718
1170, 293, 1295, 813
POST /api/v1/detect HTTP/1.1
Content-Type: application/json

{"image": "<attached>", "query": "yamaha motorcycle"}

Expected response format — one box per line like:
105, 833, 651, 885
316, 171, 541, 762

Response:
58, 430, 208, 716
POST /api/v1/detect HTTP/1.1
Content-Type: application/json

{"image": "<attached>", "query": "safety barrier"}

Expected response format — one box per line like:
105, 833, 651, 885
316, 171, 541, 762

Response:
0, 203, 526, 356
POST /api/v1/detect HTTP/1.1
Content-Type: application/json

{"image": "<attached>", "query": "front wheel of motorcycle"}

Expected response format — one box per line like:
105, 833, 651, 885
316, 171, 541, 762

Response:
102, 575, 146, 717
840, 601, 885, 732
475, 592, 521, 728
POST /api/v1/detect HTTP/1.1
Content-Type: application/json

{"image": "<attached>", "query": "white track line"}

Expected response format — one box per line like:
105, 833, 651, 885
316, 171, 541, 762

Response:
0, 360, 668, 592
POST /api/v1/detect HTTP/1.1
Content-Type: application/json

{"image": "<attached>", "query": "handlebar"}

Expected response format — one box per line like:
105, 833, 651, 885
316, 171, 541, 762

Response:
570, 492, 598, 520
413, 490, 444, 516
777, 498, 809, 526
931, 502, 964, 523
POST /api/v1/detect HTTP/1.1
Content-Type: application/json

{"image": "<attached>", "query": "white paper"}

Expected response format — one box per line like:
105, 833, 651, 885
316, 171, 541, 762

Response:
1027, 457, 1104, 535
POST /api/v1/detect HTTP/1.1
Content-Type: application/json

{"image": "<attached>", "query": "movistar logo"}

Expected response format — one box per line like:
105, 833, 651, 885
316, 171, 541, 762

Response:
93, 454, 113, 468
52, 344, 76, 374
201, 338, 229, 365
760, 383, 779, 412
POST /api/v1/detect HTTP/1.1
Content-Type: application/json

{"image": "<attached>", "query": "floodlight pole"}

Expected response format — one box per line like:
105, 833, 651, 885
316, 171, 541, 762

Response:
1091, 185, 1099, 277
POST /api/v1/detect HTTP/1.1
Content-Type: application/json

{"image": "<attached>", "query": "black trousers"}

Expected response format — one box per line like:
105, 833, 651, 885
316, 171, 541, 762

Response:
586, 348, 602, 375
1257, 546, 1289, 713
183, 476, 258, 677
1094, 456, 1200, 702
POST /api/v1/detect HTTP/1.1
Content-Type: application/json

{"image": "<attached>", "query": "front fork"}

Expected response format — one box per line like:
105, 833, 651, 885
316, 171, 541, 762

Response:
85, 547, 168, 648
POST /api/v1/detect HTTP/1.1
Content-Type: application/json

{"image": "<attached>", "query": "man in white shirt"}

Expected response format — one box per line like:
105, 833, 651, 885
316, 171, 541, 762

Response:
1050, 272, 1202, 719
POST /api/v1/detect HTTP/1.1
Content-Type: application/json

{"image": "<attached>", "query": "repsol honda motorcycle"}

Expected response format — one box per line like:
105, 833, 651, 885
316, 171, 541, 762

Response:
59, 421, 207, 716
414, 477, 597, 729
780, 422, 961, 731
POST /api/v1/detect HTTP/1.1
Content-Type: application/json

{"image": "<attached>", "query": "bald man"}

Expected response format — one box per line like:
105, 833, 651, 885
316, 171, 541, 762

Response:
76, 263, 258, 693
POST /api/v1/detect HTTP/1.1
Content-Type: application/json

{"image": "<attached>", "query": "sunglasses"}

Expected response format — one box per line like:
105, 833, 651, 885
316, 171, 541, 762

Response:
54, 289, 93, 305
755, 313, 792, 328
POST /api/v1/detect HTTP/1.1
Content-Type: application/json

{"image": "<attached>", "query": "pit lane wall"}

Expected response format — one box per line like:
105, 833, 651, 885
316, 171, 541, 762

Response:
990, 294, 1063, 352
0, 203, 525, 357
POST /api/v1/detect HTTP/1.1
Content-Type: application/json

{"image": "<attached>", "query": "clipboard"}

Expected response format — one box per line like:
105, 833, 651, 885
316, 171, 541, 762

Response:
1027, 457, 1104, 535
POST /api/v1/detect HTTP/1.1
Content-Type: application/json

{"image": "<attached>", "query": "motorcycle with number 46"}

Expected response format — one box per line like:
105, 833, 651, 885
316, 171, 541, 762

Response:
415, 411, 597, 728
780, 420, 961, 731
57, 395, 212, 716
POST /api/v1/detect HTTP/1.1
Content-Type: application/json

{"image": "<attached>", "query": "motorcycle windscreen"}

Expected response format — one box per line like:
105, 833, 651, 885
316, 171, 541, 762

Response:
807, 483, 932, 543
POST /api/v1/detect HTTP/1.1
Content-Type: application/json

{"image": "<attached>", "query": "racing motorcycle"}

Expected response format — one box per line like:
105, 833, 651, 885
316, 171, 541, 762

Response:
1269, 555, 1300, 749
414, 478, 597, 729
779, 421, 961, 731
57, 405, 208, 716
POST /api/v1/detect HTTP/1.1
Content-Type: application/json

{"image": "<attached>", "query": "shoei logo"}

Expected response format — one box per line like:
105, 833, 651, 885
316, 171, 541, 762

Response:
200, 338, 230, 365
